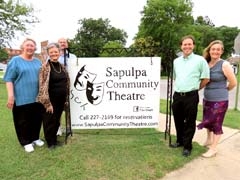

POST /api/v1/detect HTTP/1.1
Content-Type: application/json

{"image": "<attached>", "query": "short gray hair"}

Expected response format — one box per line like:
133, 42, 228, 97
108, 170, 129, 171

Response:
46, 42, 60, 52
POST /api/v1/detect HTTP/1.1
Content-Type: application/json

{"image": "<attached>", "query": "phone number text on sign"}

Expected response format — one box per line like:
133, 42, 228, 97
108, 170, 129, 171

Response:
79, 114, 120, 120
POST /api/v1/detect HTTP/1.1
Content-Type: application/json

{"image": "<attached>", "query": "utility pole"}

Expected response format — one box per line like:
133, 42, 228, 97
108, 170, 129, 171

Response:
233, 33, 240, 110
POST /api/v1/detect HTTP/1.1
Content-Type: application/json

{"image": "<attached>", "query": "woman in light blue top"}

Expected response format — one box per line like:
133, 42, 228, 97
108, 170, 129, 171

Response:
4, 38, 45, 153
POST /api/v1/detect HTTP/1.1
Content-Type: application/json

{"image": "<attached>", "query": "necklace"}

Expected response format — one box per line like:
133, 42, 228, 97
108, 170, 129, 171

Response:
49, 61, 62, 73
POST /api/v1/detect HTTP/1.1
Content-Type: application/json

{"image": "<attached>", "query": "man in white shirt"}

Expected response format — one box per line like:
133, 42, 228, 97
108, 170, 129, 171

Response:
57, 37, 77, 136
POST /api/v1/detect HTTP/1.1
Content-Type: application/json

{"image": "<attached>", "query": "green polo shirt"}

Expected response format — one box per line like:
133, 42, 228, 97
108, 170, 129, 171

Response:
173, 53, 209, 92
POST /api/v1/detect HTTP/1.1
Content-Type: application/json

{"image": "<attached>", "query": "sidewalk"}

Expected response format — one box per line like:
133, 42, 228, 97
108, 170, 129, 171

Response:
157, 113, 240, 180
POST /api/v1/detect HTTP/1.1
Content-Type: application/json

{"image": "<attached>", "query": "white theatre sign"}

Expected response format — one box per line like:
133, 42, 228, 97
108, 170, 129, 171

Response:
68, 57, 161, 129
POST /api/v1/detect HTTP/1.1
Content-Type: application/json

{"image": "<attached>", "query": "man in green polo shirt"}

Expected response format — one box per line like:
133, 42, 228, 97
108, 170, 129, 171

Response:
171, 35, 210, 157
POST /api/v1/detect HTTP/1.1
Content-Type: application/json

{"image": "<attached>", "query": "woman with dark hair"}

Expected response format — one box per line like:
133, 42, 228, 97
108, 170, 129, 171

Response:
197, 40, 237, 157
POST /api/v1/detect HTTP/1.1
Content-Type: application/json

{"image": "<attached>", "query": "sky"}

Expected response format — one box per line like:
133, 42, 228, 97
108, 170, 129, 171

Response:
12, 0, 240, 51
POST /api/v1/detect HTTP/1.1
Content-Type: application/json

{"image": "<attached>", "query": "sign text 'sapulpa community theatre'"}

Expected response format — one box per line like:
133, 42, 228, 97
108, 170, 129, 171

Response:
68, 57, 161, 129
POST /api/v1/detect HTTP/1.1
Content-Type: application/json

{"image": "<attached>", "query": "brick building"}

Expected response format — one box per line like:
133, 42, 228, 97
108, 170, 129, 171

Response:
4, 40, 49, 63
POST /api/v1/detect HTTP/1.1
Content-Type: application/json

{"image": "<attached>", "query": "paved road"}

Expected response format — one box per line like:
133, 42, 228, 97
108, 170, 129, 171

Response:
160, 79, 240, 110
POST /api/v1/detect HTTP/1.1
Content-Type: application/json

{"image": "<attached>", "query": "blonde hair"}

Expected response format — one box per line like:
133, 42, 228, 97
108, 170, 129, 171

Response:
203, 40, 224, 62
20, 38, 37, 51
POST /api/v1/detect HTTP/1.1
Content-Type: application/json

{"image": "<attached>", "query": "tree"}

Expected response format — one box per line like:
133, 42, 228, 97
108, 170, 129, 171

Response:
191, 25, 240, 58
70, 18, 128, 57
194, 16, 215, 26
216, 26, 240, 58
130, 36, 160, 57
191, 25, 220, 55
0, 0, 39, 47
136, 0, 194, 74
0, 48, 8, 62
99, 41, 127, 57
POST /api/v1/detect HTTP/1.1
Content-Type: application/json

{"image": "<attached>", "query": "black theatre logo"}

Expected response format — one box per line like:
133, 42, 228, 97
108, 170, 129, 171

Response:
73, 65, 104, 105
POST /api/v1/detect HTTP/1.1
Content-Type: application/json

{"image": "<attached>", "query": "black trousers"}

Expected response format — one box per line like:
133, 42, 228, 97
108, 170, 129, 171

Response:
12, 102, 43, 146
172, 91, 199, 150
42, 95, 65, 146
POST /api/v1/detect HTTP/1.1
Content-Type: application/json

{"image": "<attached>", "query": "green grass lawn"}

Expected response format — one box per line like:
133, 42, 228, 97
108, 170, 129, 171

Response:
0, 79, 207, 180
0, 71, 4, 78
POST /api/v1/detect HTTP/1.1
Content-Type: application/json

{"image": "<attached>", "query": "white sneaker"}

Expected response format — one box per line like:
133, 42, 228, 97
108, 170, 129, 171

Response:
57, 126, 62, 136
33, 139, 44, 147
24, 144, 34, 153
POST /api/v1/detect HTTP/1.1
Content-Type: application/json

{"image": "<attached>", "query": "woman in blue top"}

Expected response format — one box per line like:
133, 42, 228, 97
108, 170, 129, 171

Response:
197, 40, 237, 157
4, 38, 44, 153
